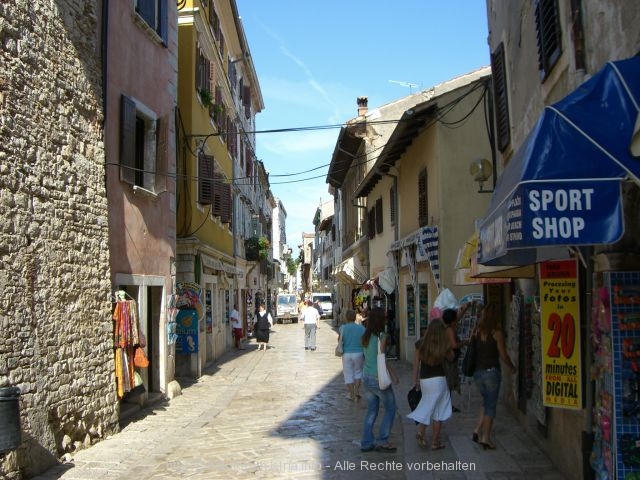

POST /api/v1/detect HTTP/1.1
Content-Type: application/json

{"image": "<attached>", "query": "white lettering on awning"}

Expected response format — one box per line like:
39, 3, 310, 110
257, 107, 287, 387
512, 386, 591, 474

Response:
528, 188, 594, 212
532, 217, 586, 239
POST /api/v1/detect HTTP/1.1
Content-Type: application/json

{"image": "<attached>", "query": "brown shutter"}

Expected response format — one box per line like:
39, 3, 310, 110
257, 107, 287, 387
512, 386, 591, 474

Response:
389, 186, 396, 227
491, 43, 511, 152
212, 172, 223, 216
120, 95, 136, 185
535, 0, 562, 80
243, 85, 251, 119
220, 181, 232, 224
198, 153, 214, 205
375, 198, 383, 234
418, 169, 428, 227
368, 207, 376, 238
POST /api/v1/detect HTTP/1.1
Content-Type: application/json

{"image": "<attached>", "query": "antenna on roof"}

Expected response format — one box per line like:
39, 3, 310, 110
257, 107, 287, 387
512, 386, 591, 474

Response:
388, 80, 419, 93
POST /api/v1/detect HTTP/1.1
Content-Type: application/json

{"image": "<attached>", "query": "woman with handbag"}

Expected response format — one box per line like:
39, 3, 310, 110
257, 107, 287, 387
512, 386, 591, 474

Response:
360, 308, 398, 453
339, 309, 365, 401
471, 303, 516, 450
407, 319, 454, 450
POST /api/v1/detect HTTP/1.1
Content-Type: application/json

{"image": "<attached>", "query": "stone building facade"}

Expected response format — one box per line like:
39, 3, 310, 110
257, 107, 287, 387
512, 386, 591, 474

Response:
0, 2, 118, 478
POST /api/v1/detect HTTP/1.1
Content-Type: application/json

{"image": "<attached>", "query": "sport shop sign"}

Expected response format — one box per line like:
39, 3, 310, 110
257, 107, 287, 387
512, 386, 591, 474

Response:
479, 180, 623, 263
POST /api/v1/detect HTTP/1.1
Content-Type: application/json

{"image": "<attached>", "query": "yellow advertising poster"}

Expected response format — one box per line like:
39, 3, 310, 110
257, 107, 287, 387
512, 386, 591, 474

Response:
540, 259, 581, 409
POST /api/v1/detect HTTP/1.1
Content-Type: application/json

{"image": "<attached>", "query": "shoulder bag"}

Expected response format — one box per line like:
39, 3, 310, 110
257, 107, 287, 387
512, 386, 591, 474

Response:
335, 334, 343, 357
377, 336, 392, 389
461, 334, 477, 377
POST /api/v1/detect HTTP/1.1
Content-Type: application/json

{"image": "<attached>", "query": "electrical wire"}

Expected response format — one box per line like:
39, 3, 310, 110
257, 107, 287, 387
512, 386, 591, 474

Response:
112, 76, 491, 189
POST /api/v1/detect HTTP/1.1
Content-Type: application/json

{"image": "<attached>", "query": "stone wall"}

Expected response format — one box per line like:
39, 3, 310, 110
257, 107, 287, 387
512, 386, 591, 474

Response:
0, 1, 118, 478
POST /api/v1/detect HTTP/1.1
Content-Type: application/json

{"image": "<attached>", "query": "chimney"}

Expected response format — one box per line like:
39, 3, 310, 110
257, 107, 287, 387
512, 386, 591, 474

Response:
357, 96, 368, 117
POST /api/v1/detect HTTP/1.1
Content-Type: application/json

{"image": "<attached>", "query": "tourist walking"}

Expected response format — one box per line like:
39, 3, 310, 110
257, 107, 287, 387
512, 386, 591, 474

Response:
230, 303, 244, 350
300, 300, 320, 351
471, 303, 516, 450
339, 309, 365, 401
442, 302, 472, 411
254, 303, 273, 351
360, 308, 398, 453
407, 319, 454, 450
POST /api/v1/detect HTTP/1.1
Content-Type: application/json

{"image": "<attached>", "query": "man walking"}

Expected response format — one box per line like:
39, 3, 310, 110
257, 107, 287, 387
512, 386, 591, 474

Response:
300, 300, 320, 351
230, 304, 244, 350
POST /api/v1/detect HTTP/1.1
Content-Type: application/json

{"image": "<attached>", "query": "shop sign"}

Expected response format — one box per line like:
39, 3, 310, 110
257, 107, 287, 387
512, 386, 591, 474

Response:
480, 181, 622, 263
540, 259, 581, 409
175, 309, 199, 354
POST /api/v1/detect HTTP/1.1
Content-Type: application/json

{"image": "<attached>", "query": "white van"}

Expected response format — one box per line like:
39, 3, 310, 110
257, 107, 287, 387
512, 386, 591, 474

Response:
311, 293, 333, 319
275, 293, 299, 324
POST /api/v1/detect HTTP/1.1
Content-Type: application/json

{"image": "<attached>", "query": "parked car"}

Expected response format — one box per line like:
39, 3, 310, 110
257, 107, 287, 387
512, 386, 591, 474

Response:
311, 293, 333, 319
275, 293, 299, 324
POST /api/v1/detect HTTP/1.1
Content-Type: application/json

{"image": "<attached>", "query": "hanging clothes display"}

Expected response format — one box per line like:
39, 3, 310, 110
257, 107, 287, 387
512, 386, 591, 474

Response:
112, 296, 145, 399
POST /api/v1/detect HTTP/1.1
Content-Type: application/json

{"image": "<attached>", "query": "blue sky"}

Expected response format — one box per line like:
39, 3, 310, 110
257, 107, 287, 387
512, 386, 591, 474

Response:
235, 0, 490, 253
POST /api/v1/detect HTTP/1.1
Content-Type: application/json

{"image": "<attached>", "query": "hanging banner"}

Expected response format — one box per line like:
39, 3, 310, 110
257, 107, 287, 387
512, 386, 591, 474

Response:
540, 259, 581, 409
175, 309, 199, 354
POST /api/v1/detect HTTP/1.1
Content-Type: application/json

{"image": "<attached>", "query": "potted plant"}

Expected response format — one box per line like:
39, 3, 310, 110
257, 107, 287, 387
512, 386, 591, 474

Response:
198, 88, 213, 107
245, 236, 270, 261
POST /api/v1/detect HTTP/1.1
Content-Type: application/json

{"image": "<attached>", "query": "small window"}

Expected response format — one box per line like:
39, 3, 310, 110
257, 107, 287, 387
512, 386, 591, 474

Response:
535, 0, 562, 81
418, 168, 428, 227
120, 95, 164, 194
195, 46, 211, 95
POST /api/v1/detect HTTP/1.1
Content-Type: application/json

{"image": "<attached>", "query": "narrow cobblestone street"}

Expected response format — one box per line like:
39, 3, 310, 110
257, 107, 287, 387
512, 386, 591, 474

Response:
32, 320, 566, 479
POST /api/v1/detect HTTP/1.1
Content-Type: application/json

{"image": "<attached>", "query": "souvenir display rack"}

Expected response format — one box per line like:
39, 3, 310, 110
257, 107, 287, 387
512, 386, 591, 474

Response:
592, 271, 640, 479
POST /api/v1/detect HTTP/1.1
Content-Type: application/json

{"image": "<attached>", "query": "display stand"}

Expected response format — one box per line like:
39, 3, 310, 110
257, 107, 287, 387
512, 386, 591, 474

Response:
592, 271, 640, 479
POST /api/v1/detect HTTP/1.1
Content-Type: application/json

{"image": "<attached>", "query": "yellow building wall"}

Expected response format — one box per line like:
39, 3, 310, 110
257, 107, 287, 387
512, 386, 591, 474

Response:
177, 18, 233, 257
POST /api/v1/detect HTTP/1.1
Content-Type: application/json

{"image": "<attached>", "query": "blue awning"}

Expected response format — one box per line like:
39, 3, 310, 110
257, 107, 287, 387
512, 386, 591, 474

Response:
478, 56, 640, 266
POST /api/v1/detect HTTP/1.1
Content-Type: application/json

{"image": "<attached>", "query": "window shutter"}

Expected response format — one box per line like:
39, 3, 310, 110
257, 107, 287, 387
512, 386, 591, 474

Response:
243, 85, 251, 119
375, 198, 383, 234
120, 95, 136, 185
155, 115, 168, 193
535, 0, 562, 81
195, 48, 201, 91
331, 224, 336, 242
159, 0, 168, 46
418, 169, 428, 227
491, 43, 511, 152
212, 172, 224, 216
389, 186, 396, 227
198, 153, 214, 205
368, 207, 376, 238
220, 180, 232, 224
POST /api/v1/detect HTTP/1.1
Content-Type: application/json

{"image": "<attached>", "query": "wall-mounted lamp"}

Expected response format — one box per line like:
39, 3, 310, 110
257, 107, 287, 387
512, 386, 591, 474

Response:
469, 158, 494, 193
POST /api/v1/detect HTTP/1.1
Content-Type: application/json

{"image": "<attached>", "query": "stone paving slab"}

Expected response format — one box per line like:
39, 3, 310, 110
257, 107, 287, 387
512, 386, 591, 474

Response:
31, 320, 566, 480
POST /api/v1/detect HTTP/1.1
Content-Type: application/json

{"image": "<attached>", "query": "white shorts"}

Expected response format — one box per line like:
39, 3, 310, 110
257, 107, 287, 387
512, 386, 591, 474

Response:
341, 352, 364, 384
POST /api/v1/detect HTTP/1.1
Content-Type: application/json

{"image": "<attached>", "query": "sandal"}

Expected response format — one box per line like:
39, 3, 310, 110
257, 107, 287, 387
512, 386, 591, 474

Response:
432, 441, 445, 451
416, 432, 427, 448
375, 444, 397, 452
